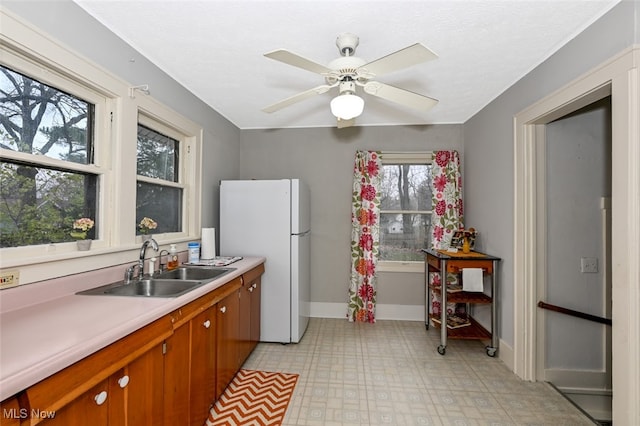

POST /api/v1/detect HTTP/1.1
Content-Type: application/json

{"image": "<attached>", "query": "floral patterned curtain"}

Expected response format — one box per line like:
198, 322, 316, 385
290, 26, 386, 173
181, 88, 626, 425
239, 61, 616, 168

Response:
430, 150, 464, 248
347, 150, 382, 323
429, 150, 464, 318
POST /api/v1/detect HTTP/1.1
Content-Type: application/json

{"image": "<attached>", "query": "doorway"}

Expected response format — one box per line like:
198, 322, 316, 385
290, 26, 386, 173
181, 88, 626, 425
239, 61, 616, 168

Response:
512, 47, 640, 424
539, 97, 612, 424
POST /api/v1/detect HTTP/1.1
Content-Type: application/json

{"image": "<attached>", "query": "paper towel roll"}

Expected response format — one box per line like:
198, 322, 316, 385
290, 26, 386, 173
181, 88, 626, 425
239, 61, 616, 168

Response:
201, 228, 216, 259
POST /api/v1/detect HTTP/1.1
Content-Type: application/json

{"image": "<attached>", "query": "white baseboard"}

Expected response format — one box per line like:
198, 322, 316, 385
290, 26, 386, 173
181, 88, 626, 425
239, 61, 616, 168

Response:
375, 304, 424, 321
310, 302, 424, 322
310, 302, 347, 319
498, 338, 515, 372
544, 368, 611, 390
558, 387, 612, 421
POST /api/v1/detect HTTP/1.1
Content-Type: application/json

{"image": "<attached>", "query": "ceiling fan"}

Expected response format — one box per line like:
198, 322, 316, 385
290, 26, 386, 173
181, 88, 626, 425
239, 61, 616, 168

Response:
262, 33, 438, 128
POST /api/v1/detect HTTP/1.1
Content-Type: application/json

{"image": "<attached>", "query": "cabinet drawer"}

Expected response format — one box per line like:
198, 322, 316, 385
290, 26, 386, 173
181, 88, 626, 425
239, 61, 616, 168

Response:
446, 260, 493, 274
426, 255, 441, 270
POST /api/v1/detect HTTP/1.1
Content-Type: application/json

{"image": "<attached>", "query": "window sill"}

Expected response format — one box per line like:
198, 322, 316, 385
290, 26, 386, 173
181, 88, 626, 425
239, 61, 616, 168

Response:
377, 261, 425, 273
0, 238, 197, 286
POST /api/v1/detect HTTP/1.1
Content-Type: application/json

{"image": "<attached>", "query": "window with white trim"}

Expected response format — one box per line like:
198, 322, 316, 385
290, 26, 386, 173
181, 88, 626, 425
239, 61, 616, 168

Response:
0, 12, 203, 283
136, 120, 183, 235
0, 63, 104, 247
378, 152, 432, 271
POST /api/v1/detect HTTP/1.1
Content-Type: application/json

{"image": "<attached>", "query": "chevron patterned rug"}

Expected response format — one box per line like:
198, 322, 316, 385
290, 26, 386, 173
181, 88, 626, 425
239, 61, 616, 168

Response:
206, 369, 299, 426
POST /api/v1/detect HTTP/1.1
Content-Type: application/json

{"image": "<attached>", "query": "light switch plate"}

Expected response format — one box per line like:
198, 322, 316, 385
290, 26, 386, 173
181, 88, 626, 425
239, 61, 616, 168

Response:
580, 257, 598, 273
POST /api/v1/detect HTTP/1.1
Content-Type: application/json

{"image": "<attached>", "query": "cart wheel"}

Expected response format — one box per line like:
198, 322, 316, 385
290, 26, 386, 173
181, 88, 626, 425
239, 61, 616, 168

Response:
486, 346, 497, 357
437, 345, 446, 355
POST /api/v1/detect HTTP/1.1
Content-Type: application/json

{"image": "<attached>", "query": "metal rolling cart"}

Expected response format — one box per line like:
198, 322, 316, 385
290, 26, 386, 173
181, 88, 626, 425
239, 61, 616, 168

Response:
422, 248, 500, 356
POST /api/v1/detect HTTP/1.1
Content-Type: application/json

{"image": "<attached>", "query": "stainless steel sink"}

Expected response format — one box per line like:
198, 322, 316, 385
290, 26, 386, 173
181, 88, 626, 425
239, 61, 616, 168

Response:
78, 278, 204, 298
77, 267, 235, 298
107, 279, 204, 297
156, 267, 234, 281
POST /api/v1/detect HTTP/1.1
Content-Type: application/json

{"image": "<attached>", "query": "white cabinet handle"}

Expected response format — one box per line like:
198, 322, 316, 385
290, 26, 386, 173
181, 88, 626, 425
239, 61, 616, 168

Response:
220, 306, 227, 314
94, 391, 108, 405
252, 283, 257, 289
118, 375, 129, 388
248, 287, 254, 293
203, 319, 211, 328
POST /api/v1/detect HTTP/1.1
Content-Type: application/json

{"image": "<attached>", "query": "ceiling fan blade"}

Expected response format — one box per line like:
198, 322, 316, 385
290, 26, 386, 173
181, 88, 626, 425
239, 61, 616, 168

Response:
264, 49, 332, 75
262, 84, 334, 113
363, 81, 438, 112
337, 117, 355, 128
360, 43, 437, 77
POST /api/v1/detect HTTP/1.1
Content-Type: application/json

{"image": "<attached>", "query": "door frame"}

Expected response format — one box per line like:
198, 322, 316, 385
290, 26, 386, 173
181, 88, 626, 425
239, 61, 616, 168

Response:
513, 47, 639, 423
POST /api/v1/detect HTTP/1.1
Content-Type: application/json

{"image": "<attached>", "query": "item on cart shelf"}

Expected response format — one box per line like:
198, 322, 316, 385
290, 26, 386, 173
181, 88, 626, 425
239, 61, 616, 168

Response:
431, 314, 471, 329
446, 284, 463, 293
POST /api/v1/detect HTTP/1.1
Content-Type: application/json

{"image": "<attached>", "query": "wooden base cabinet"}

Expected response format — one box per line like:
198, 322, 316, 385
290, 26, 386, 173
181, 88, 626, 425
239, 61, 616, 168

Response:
163, 320, 192, 426
163, 304, 218, 426
216, 289, 241, 399
188, 307, 217, 426
163, 277, 242, 426
18, 318, 171, 426
35, 348, 165, 426
1, 263, 265, 426
238, 263, 264, 365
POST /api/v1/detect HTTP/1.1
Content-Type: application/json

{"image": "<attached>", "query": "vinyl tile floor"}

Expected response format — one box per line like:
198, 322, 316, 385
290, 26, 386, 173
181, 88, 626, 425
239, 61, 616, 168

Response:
242, 318, 595, 425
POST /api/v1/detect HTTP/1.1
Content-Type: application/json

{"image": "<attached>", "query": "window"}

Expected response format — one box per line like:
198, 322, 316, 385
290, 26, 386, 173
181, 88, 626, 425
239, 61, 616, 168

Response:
0, 65, 100, 247
136, 122, 183, 235
0, 12, 203, 285
378, 152, 432, 270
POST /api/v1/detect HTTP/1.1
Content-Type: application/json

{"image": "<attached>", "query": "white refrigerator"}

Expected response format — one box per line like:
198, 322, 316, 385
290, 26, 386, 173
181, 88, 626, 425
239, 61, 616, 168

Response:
219, 179, 310, 343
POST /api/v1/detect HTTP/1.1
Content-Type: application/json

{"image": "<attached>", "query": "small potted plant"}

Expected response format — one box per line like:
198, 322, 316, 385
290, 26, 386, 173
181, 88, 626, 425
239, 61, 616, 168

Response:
138, 217, 158, 240
71, 217, 94, 251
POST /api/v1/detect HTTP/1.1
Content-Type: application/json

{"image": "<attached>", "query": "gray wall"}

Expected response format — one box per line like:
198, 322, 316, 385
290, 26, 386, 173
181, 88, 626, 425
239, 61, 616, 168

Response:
239, 125, 463, 307
546, 99, 611, 371
2, 0, 242, 231
463, 1, 638, 348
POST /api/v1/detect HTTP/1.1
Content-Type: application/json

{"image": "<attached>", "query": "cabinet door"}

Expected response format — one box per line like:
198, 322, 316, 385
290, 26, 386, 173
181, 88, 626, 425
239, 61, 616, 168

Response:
238, 281, 252, 365
39, 380, 109, 426
249, 276, 261, 352
109, 343, 164, 426
0, 396, 24, 426
189, 307, 216, 426
163, 323, 191, 426
216, 290, 240, 399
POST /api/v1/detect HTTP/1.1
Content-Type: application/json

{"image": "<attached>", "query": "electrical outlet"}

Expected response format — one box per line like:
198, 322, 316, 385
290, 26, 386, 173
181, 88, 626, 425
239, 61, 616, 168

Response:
0, 270, 20, 288
580, 257, 598, 274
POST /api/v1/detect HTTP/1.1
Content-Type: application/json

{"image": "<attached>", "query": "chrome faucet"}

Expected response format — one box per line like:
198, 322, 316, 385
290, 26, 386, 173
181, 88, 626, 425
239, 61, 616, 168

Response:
158, 249, 170, 272
138, 238, 159, 279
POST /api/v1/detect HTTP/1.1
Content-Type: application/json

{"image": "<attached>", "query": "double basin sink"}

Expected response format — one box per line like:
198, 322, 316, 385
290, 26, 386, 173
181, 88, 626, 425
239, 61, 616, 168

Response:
78, 267, 235, 298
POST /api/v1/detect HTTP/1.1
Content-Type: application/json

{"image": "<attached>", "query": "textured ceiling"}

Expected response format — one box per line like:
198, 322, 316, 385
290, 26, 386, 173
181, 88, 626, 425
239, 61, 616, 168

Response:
74, 0, 619, 129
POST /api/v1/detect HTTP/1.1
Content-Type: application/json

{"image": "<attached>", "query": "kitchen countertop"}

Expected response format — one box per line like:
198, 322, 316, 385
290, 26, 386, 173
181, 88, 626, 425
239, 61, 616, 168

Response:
0, 257, 265, 401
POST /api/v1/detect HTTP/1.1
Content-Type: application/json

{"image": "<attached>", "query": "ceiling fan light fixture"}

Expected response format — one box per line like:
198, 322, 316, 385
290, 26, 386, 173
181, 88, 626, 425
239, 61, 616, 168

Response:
330, 93, 364, 120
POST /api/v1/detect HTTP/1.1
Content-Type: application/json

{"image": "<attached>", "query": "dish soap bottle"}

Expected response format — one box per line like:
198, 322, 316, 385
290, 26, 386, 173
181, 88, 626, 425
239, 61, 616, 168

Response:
167, 244, 179, 271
